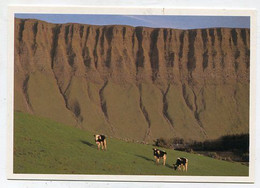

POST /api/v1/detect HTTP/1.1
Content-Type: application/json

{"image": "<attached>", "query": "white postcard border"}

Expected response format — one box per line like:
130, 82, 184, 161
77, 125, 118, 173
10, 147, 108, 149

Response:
7, 6, 257, 183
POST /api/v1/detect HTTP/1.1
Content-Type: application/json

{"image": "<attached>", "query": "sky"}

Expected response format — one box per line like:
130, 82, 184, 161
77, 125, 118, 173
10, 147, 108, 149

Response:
15, 14, 250, 29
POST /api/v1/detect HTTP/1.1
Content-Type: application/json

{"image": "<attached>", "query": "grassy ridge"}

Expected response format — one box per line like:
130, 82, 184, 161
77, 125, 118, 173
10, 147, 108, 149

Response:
14, 112, 249, 175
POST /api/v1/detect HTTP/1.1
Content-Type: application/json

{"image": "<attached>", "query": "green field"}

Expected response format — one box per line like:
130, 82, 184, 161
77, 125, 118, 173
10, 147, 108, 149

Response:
14, 112, 249, 176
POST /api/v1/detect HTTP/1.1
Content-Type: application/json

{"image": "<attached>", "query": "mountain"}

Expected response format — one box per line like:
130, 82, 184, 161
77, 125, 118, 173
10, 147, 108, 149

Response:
14, 18, 250, 142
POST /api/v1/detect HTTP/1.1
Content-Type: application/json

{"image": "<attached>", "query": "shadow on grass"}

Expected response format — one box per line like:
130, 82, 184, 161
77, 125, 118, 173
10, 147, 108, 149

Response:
165, 164, 173, 169
135, 154, 173, 169
135, 154, 154, 162
80, 140, 96, 148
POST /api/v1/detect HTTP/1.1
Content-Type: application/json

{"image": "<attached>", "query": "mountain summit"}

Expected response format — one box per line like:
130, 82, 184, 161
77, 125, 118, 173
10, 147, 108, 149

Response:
14, 18, 250, 142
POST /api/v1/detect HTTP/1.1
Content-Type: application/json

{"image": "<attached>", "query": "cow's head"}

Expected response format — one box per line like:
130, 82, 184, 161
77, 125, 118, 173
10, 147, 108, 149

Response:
94, 135, 99, 142
153, 148, 159, 155
173, 164, 178, 170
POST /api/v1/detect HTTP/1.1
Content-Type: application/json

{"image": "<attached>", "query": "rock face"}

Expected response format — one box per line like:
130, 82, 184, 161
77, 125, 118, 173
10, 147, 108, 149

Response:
14, 18, 250, 142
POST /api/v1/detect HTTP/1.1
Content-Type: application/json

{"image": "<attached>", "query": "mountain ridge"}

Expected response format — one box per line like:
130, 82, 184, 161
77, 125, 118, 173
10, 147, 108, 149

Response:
14, 18, 250, 142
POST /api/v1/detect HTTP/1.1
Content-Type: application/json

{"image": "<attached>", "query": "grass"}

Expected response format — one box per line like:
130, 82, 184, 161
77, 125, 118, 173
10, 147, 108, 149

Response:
14, 112, 249, 176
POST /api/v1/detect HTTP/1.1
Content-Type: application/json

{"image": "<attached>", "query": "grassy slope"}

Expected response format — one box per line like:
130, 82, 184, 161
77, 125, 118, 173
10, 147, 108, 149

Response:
14, 112, 249, 176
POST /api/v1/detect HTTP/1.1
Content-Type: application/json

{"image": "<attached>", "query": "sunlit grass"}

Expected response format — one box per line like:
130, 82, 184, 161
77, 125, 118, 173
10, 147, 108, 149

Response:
14, 112, 249, 176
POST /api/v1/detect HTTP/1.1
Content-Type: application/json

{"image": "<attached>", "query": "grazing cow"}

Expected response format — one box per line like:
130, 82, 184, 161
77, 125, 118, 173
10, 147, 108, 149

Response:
94, 134, 107, 150
173, 157, 188, 172
153, 148, 167, 166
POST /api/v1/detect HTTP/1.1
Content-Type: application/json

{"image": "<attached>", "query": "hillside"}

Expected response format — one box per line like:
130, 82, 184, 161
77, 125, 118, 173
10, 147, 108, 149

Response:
14, 112, 249, 175
14, 18, 250, 142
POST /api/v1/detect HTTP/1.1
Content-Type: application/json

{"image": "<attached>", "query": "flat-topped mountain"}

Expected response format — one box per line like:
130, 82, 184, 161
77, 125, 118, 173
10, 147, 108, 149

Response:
14, 18, 250, 142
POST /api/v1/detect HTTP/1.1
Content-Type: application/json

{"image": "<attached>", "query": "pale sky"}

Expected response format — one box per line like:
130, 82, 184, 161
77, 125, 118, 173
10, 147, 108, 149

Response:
15, 14, 250, 29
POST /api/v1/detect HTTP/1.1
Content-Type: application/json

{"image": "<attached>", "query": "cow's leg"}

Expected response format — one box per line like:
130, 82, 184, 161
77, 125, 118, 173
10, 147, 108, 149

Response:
163, 155, 166, 166
97, 142, 100, 150
101, 142, 104, 150
156, 158, 159, 165
154, 156, 157, 164
185, 163, 188, 172
103, 139, 107, 150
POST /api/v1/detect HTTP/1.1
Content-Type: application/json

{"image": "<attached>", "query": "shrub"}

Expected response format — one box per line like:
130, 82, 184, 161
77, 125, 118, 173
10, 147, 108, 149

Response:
154, 137, 186, 149
188, 133, 249, 152
208, 152, 219, 159
154, 137, 171, 148
153, 134, 249, 162
242, 153, 249, 162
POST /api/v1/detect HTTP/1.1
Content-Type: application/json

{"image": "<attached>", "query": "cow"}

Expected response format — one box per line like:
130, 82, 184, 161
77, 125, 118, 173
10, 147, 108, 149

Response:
153, 148, 167, 166
173, 157, 188, 172
94, 134, 107, 150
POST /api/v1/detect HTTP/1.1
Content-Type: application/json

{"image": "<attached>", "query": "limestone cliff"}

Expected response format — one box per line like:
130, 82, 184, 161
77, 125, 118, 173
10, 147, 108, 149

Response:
14, 18, 250, 142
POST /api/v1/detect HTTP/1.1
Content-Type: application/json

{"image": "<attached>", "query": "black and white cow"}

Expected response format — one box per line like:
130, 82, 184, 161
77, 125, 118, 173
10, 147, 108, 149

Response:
94, 134, 107, 150
153, 148, 167, 166
173, 157, 188, 172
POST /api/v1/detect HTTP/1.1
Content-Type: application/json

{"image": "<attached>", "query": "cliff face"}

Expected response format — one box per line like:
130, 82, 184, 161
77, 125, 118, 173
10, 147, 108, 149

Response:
14, 18, 250, 142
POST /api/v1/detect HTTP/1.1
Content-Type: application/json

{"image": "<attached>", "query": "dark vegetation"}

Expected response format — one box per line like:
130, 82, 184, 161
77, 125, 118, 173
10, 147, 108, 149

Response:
154, 134, 249, 163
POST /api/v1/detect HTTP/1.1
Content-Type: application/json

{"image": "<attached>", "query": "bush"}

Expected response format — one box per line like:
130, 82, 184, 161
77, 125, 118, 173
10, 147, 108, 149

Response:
154, 137, 171, 148
153, 134, 249, 162
154, 137, 186, 149
242, 153, 249, 162
208, 152, 219, 159
225, 157, 232, 162
188, 133, 249, 152
185, 148, 194, 153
